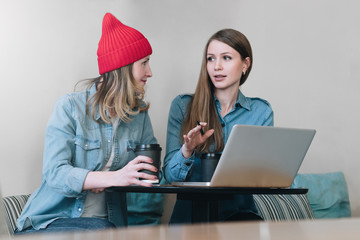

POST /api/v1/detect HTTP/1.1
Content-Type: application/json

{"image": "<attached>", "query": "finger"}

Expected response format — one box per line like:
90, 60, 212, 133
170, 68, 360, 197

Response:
133, 155, 153, 164
204, 129, 215, 138
188, 127, 200, 139
183, 135, 190, 143
137, 172, 158, 181
136, 163, 158, 172
183, 135, 193, 150
91, 188, 104, 194
199, 122, 208, 126
132, 179, 153, 187
194, 125, 203, 134
187, 129, 193, 138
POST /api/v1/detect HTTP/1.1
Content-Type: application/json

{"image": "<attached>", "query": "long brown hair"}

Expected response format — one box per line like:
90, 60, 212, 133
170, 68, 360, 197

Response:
83, 64, 149, 124
181, 29, 253, 152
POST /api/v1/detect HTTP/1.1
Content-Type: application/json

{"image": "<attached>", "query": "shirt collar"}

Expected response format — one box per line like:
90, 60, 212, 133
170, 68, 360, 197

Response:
236, 90, 251, 110
88, 83, 102, 121
214, 90, 251, 111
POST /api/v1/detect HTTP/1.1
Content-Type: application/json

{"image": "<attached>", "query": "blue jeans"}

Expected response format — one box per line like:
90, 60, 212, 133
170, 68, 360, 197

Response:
15, 217, 115, 235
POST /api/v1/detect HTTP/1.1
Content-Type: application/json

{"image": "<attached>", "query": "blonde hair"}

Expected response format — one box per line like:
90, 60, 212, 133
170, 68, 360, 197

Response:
182, 29, 253, 153
85, 64, 149, 124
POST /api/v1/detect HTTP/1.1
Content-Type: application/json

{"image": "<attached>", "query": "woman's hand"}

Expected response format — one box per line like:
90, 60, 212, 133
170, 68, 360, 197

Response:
83, 155, 158, 191
182, 122, 214, 158
90, 188, 105, 194
111, 156, 158, 187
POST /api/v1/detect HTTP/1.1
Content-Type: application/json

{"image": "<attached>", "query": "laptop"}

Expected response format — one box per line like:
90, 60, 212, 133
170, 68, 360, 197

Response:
172, 124, 316, 188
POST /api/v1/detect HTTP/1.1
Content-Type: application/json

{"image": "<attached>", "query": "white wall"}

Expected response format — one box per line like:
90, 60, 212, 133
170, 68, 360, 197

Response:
1, 0, 359, 216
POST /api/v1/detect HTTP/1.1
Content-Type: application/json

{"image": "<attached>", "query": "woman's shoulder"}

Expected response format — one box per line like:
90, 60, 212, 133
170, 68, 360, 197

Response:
58, 90, 87, 102
171, 93, 192, 107
168, 94, 193, 115
242, 96, 273, 114
247, 97, 272, 107
53, 89, 89, 114
173, 93, 193, 101
171, 93, 193, 105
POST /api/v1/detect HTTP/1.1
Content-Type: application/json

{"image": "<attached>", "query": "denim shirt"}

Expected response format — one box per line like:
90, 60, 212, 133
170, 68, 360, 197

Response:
17, 84, 163, 231
163, 91, 274, 223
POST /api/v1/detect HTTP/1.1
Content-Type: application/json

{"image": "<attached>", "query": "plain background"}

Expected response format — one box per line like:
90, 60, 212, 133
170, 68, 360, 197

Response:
1, 0, 359, 217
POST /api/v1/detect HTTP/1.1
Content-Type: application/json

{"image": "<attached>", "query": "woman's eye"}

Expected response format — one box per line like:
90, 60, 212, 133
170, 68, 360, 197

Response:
207, 56, 214, 62
224, 56, 231, 60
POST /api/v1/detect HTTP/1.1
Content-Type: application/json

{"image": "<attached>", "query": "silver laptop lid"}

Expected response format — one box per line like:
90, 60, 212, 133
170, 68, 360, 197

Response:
210, 125, 316, 188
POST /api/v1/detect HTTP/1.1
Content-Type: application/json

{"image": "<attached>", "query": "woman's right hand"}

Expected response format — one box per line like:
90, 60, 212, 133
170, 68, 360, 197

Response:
182, 122, 214, 158
83, 155, 158, 191
111, 155, 158, 187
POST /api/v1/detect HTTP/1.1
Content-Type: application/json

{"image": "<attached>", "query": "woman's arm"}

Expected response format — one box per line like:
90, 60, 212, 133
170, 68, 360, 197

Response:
163, 96, 213, 183
42, 95, 89, 197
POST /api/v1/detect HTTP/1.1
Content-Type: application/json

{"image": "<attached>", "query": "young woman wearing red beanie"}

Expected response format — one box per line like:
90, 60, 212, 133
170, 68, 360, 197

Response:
16, 13, 163, 234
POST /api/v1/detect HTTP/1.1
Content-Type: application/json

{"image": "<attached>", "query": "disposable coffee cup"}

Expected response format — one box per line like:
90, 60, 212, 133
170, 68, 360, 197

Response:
134, 144, 162, 183
201, 153, 221, 182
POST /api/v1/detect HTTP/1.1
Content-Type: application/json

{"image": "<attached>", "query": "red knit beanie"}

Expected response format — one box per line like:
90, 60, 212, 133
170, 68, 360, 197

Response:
97, 13, 152, 75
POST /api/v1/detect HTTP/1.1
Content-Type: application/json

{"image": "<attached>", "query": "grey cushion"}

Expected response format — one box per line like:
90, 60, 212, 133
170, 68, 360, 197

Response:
2, 194, 30, 234
254, 194, 314, 221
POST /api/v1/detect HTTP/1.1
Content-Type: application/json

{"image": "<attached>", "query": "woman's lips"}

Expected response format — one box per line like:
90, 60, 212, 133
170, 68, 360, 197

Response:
214, 75, 226, 81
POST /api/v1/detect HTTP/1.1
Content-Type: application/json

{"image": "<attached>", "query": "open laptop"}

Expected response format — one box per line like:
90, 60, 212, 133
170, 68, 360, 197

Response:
172, 125, 316, 188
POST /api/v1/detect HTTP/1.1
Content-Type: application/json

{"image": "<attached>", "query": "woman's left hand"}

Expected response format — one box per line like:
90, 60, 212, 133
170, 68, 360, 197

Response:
90, 188, 105, 194
182, 122, 214, 158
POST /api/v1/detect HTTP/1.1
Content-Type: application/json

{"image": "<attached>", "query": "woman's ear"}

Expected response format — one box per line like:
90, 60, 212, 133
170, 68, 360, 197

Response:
243, 57, 251, 73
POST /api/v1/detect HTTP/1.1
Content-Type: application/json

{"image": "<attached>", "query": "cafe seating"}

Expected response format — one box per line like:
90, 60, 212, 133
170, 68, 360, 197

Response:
2, 193, 313, 234
1, 172, 351, 234
291, 171, 351, 218
2, 194, 30, 234
254, 194, 314, 221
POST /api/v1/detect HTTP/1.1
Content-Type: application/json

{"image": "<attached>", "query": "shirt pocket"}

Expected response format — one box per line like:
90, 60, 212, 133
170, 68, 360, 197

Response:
74, 136, 101, 170
125, 139, 140, 162
126, 139, 140, 153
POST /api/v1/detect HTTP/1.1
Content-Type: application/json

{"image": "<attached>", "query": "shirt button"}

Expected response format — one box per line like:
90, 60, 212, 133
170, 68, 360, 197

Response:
85, 144, 88, 148
78, 208, 82, 212
108, 140, 111, 143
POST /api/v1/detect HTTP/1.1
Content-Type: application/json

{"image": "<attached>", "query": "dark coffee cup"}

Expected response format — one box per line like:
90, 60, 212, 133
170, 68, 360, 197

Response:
201, 153, 221, 182
134, 144, 162, 183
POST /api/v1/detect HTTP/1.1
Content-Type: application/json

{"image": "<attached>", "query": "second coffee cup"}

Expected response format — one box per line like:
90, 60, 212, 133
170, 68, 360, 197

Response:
201, 153, 221, 182
134, 144, 162, 183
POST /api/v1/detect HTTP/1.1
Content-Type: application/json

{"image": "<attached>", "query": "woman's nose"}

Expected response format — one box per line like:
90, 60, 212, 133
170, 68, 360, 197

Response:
215, 60, 223, 71
147, 65, 153, 77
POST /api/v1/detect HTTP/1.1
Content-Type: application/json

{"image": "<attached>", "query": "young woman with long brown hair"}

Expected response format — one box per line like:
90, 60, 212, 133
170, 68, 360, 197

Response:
163, 29, 274, 223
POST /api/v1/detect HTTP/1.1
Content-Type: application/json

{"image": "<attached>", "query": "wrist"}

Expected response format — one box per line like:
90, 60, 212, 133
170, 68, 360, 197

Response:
182, 144, 194, 159
107, 171, 118, 187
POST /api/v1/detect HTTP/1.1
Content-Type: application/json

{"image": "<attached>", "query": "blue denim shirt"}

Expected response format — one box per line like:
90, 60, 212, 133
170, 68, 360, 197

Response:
163, 91, 274, 223
17, 84, 164, 231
